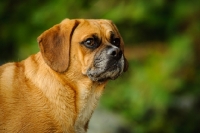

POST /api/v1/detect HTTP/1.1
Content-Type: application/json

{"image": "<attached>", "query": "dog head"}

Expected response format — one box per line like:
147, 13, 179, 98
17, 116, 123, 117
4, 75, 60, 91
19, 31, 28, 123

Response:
38, 19, 128, 82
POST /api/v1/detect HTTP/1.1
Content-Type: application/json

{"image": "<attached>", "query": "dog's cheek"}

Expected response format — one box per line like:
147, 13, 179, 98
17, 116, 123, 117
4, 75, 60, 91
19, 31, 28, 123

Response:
81, 55, 95, 75
82, 66, 88, 75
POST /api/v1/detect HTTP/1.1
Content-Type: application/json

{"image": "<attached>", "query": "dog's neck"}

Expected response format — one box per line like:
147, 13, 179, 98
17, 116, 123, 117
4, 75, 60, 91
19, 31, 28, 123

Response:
23, 52, 106, 132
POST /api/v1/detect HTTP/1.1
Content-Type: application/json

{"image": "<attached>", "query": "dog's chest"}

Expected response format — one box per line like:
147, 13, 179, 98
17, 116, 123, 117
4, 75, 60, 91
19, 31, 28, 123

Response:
74, 85, 102, 132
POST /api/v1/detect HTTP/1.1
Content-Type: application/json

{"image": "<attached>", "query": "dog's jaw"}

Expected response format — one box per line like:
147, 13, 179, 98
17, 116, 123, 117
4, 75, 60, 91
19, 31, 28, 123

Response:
86, 55, 125, 82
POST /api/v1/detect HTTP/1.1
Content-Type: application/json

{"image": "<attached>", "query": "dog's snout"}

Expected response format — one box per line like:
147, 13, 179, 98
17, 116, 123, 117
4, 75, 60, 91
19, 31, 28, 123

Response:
107, 46, 122, 59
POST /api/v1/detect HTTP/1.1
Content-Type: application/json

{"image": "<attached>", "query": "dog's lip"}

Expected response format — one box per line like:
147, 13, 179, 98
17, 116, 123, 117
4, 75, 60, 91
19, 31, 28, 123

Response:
94, 59, 118, 71
95, 71, 120, 83
96, 78, 109, 83
88, 75, 111, 83
107, 62, 118, 71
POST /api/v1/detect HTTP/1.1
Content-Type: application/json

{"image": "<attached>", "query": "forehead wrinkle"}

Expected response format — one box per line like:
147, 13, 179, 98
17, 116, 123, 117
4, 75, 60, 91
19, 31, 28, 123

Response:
102, 26, 116, 43
87, 20, 108, 41
101, 22, 119, 40
74, 21, 100, 39
103, 21, 120, 37
90, 20, 101, 28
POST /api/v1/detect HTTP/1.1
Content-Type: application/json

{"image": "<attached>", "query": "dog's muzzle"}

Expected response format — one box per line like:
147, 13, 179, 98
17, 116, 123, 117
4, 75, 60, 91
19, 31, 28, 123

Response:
87, 45, 125, 82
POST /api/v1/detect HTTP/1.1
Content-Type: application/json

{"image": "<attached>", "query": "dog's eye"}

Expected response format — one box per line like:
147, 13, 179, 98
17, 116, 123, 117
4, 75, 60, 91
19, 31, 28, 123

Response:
85, 38, 94, 46
112, 38, 120, 47
82, 38, 100, 49
81, 35, 101, 49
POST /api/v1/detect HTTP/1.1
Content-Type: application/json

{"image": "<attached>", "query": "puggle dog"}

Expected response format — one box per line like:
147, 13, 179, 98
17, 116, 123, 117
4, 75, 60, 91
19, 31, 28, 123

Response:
0, 19, 128, 133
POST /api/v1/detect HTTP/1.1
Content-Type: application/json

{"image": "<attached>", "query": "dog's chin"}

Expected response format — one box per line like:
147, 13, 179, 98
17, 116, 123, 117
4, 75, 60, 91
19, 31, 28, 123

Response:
87, 63, 123, 83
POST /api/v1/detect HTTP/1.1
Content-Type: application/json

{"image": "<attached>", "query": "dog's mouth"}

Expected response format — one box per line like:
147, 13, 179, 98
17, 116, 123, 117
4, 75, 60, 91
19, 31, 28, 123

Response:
86, 57, 124, 82
86, 44, 126, 82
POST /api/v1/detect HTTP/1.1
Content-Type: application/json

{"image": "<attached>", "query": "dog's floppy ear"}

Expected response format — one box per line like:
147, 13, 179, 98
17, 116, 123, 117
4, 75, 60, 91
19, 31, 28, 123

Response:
37, 19, 79, 72
123, 58, 129, 72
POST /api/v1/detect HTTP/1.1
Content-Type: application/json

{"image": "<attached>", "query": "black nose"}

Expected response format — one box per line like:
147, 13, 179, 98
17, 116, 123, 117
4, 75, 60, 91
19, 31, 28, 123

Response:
107, 46, 122, 60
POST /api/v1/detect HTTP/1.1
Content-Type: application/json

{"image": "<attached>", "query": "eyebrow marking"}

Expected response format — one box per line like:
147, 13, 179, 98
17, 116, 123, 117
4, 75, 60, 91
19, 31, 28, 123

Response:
110, 31, 115, 38
110, 31, 116, 41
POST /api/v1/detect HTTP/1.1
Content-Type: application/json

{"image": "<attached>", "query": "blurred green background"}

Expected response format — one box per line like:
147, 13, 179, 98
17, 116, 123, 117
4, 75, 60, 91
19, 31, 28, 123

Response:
0, 0, 200, 132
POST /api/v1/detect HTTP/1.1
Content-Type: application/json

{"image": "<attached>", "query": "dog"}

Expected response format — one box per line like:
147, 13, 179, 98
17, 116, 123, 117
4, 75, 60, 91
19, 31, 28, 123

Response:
0, 19, 128, 133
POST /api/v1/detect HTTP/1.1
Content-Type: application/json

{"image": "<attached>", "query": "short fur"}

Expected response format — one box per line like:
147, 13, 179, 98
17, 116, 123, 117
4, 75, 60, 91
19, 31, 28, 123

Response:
0, 19, 128, 133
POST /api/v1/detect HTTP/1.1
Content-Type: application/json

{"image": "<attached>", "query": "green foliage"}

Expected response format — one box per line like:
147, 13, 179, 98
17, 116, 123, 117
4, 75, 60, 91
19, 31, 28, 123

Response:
102, 35, 195, 132
0, 0, 200, 132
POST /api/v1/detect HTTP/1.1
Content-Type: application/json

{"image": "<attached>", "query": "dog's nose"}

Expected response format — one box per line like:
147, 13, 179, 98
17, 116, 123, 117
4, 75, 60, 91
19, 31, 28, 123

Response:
107, 46, 122, 60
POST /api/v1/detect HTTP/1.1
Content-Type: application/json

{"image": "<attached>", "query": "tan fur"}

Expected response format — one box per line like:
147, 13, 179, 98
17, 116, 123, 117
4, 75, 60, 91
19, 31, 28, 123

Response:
0, 19, 127, 133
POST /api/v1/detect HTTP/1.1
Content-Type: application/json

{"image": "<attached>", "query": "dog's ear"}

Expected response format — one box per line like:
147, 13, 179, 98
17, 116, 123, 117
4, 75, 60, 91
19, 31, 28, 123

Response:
123, 58, 129, 72
37, 19, 80, 72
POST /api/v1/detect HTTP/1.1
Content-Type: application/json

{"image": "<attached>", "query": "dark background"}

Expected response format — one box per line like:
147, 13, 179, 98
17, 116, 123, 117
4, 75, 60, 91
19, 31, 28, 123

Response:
0, 0, 200, 132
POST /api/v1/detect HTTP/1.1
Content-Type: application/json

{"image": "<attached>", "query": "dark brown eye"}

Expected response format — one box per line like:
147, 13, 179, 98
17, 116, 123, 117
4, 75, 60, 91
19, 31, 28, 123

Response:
112, 38, 120, 47
84, 38, 94, 46
81, 35, 101, 49
82, 37, 100, 49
